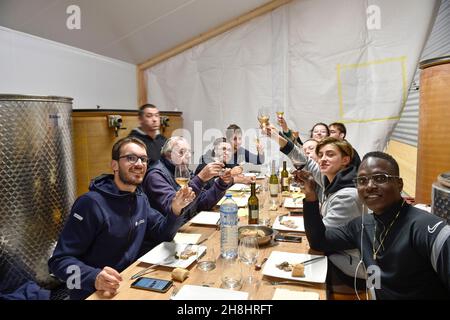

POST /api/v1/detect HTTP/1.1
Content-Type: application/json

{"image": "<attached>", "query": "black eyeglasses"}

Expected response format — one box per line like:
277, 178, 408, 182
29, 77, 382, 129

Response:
353, 173, 400, 187
118, 154, 148, 164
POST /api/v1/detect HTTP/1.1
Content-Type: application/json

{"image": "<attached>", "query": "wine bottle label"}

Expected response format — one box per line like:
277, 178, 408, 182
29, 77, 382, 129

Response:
269, 183, 279, 195
250, 209, 259, 219
282, 177, 289, 187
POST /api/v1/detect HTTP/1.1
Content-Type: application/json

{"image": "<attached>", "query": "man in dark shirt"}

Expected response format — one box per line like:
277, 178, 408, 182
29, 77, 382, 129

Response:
225, 124, 264, 166
129, 104, 167, 164
299, 151, 450, 299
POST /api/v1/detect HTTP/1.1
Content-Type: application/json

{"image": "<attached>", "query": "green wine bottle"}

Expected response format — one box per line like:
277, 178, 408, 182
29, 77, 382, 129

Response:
281, 161, 289, 192
247, 182, 259, 224
269, 160, 279, 197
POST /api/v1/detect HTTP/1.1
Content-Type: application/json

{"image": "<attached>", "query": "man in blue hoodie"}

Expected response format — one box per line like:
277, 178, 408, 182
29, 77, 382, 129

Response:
48, 137, 194, 299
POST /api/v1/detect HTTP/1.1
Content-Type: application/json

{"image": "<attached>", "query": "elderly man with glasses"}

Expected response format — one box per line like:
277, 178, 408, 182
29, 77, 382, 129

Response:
48, 137, 193, 300
142, 137, 234, 234
299, 151, 450, 299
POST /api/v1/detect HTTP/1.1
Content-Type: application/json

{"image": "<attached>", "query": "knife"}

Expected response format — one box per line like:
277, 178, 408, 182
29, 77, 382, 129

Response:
301, 256, 325, 265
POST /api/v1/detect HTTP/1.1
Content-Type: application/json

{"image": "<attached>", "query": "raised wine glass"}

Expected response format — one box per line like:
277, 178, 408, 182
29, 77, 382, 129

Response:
174, 164, 190, 188
290, 159, 306, 188
257, 107, 271, 128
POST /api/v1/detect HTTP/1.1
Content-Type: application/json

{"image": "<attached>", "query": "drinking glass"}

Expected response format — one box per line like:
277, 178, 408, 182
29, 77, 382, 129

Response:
276, 111, 284, 118
174, 164, 190, 187
257, 107, 271, 128
236, 153, 246, 166
197, 246, 217, 272
290, 159, 305, 188
212, 156, 226, 177
238, 236, 259, 283
196, 246, 217, 287
220, 258, 243, 290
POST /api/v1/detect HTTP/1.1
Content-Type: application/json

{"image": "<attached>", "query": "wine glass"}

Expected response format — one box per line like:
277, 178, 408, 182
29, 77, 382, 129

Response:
221, 258, 243, 290
236, 152, 246, 166
290, 159, 306, 189
174, 164, 190, 188
196, 246, 217, 287
276, 110, 284, 119
197, 246, 216, 272
257, 107, 271, 128
238, 236, 259, 283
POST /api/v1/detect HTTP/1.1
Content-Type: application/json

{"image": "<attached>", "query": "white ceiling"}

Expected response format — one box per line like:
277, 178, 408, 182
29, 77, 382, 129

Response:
0, 0, 272, 64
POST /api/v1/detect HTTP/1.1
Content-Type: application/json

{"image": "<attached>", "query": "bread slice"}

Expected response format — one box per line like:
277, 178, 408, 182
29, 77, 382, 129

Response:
291, 263, 305, 277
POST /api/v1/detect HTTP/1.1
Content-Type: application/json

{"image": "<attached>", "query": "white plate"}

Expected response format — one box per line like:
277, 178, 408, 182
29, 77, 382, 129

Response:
272, 216, 305, 232
228, 183, 261, 192
171, 285, 248, 300
228, 183, 250, 192
138, 242, 206, 269
189, 211, 220, 225
262, 251, 327, 283
218, 195, 249, 207
283, 197, 304, 209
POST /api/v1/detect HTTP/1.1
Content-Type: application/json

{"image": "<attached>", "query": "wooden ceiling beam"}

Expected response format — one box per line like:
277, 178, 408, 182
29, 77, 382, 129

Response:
137, 0, 291, 106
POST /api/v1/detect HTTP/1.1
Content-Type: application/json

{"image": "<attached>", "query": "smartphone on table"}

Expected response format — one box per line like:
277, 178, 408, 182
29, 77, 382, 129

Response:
130, 277, 173, 293
274, 234, 302, 243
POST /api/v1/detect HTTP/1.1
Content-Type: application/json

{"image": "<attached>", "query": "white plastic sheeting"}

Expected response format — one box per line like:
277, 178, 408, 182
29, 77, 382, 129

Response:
146, 0, 439, 164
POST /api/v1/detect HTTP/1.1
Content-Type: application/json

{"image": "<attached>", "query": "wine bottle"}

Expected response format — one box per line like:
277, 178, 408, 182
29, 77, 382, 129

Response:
247, 182, 259, 224
281, 161, 289, 192
269, 160, 279, 197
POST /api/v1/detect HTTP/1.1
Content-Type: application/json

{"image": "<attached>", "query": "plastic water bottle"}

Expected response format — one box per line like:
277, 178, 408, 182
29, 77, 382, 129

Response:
220, 194, 238, 259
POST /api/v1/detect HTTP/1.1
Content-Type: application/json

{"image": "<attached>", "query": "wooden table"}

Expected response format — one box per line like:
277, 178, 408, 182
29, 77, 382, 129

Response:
87, 186, 327, 300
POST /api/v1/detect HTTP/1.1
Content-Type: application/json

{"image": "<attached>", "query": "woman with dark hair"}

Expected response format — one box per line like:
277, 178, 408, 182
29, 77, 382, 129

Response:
310, 122, 330, 141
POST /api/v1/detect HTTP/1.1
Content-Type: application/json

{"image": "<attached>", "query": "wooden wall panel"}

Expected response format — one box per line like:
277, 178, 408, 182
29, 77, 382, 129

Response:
385, 140, 417, 197
72, 110, 182, 197
416, 59, 450, 204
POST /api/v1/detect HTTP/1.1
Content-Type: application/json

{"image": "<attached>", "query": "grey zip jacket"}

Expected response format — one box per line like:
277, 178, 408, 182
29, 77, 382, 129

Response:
280, 141, 365, 278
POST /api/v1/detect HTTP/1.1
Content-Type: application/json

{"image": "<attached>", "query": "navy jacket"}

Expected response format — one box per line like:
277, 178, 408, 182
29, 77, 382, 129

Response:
143, 158, 230, 219
48, 174, 183, 300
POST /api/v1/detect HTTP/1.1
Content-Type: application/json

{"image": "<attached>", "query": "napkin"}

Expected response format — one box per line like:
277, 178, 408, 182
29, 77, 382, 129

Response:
272, 288, 320, 300
173, 233, 202, 244
172, 285, 249, 300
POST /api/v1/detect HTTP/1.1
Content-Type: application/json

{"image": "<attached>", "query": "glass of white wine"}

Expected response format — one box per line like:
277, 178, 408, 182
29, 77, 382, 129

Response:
257, 107, 271, 128
175, 164, 190, 188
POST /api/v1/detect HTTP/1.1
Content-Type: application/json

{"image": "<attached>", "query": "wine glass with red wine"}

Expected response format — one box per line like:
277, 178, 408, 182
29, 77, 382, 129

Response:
290, 160, 305, 188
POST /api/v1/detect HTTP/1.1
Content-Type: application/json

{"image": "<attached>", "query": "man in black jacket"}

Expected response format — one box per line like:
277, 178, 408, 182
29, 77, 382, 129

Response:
300, 151, 450, 299
129, 104, 167, 164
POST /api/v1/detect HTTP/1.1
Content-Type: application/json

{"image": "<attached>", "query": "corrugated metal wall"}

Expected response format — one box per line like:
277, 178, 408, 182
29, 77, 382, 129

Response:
391, 0, 450, 146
